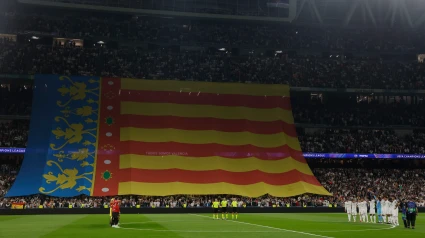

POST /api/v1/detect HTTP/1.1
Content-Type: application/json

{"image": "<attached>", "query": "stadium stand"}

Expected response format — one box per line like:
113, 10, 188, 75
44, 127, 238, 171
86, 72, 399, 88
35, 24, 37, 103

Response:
1, 43, 425, 88
299, 129, 425, 154
1, 164, 425, 208
1, 0, 425, 210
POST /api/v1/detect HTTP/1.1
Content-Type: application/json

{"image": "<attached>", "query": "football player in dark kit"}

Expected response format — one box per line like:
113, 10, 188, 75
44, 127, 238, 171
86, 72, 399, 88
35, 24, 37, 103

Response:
110, 197, 121, 228
406, 198, 418, 229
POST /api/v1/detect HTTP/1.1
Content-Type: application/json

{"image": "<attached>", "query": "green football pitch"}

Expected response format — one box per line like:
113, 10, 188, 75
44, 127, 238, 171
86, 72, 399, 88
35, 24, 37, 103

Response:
0, 213, 423, 238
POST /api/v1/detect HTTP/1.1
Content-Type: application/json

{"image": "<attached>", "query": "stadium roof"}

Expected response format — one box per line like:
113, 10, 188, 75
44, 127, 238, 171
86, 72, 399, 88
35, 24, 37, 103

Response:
17, 0, 425, 28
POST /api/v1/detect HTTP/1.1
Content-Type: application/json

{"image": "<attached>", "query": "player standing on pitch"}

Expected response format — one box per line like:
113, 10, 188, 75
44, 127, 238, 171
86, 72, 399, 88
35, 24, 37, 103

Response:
376, 196, 383, 223
381, 197, 387, 224
110, 197, 121, 228
386, 197, 392, 224
357, 198, 365, 222
391, 196, 399, 226
362, 198, 368, 222
345, 199, 352, 222
351, 198, 358, 222
369, 197, 376, 223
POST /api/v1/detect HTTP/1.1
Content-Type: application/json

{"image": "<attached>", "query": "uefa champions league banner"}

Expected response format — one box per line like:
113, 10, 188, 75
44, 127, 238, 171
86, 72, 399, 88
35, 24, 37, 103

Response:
303, 153, 425, 159
3, 147, 425, 159
0, 148, 26, 153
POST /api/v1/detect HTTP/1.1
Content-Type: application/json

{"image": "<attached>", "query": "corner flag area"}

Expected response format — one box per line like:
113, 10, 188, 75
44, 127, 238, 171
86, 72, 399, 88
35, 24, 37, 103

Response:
0, 213, 422, 238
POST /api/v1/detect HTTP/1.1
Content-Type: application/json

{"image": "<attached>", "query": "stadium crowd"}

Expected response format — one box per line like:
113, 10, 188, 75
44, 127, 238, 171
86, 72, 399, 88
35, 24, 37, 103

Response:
0, 193, 336, 209
314, 168, 425, 200
294, 101, 425, 127
1, 165, 424, 209
0, 162, 18, 199
1, 42, 425, 89
299, 129, 425, 154
0, 121, 28, 148
0, 85, 32, 116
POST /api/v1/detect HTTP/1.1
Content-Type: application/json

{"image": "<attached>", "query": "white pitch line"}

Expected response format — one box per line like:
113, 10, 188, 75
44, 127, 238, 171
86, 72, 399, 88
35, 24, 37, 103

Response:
121, 220, 396, 233
189, 214, 334, 238
119, 227, 282, 233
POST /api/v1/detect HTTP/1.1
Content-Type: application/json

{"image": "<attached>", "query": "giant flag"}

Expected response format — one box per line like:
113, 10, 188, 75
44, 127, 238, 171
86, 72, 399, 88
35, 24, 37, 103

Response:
7, 76, 331, 197
7, 75, 100, 197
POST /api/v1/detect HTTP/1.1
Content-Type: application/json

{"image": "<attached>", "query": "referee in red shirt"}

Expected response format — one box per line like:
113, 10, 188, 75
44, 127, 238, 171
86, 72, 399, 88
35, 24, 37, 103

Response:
110, 198, 121, 228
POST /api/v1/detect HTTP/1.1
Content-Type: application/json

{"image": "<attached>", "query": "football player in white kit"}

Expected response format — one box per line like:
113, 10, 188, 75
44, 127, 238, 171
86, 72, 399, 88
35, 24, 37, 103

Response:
345, 199, 352, 222
369, 197, 376, 223
391, 197, 399, 226
358, 198, 364, 222
381, 197, 387, 223
361, 198, 369, 223
351, 199, 358, 222
386, 198, 393, 224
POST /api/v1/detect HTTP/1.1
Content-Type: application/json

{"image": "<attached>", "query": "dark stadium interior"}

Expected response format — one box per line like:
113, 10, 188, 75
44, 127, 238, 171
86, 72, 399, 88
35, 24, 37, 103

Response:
0, 0, 425, 212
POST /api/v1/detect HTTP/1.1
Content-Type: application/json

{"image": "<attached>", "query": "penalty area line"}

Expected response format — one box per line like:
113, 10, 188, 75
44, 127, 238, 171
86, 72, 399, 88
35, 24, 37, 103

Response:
189, 214, 334, 238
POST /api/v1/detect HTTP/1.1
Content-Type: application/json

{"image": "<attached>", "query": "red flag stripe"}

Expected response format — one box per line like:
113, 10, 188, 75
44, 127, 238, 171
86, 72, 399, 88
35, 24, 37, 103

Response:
119, 115, 297, 136
120, 89, 292, 110
93, 77, 122, 196
117, 169, 321, 186
120, 141, 307, 163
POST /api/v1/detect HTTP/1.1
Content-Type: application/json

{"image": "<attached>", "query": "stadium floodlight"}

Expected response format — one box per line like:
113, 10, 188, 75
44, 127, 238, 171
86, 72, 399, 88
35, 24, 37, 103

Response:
275, 50, 282, 53
97, 41, 105, 44
218, 48, 226, 51
31, 36, 39, 40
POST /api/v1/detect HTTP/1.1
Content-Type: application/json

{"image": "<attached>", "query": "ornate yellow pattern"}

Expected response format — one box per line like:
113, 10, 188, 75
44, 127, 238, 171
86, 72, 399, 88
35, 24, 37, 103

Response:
38, 76, 100, 196
57, 76, 99, 107
101, 144, 116, 152
39, 161, 92, 194
50, 117, 97, 150
53, 148, 95, 167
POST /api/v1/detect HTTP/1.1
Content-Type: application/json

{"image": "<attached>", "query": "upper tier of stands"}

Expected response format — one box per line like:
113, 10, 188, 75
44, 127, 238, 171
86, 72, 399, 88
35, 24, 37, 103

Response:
1, 42, 425, 89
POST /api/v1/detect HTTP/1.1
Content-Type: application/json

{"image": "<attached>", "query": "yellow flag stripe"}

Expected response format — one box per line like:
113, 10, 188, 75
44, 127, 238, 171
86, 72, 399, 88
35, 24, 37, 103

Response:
118, 181, 332, 197
121, 102, 294, 124
120, 127, 301, 150
119, 155, 313, 175
121, 78, 291, 97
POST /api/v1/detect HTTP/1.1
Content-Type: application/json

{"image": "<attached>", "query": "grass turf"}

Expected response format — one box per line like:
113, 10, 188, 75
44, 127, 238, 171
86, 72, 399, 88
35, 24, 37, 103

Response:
0, 213, 423, 238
